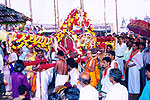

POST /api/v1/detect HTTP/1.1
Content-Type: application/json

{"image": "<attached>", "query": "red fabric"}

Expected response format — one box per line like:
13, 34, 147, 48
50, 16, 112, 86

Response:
98, 43, 106, 49
103, 69, 107, 76
39, 63, 56, 70
24, 59, 47, 66
75, 58, 88, 63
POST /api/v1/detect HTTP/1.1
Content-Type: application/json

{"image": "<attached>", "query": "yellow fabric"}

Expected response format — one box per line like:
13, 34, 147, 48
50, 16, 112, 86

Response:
85, 57, 100, 87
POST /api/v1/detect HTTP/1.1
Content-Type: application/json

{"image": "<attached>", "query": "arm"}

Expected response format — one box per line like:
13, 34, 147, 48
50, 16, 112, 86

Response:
79, 61, 85, 71
114, 62, 118, 68
55, 60, 58, 72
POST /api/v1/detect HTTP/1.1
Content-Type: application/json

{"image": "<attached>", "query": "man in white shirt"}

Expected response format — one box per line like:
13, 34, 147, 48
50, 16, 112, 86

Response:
105, 68, 128, 100
115, 36, 127, 80
67, 58, 80, 86
79, 72, 99, 100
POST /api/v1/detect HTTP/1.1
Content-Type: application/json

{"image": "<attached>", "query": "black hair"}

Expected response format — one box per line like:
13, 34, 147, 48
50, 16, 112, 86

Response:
48, 92, 62, 100
14, 60, 24, 72
64, 87, 80, 100
57, 50, 64, 56
145, 64, 150, 72
107, 44, 113, 49
133, 42, 139, 49
139, 42, 146, 48
18, 85, 27, 95
109, 68, 122, 83
118, 36, 123, 40
102, 57, 111, 65
108, 51, 115, 59
67, 58, 76, 68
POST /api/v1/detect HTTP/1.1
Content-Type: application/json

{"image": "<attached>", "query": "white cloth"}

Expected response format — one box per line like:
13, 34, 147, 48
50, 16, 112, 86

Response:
3, 65, 12, 91
128, 51, 143, 94
115, 43, 127, 80
79, 84, 99, 100
110, 60, 120, 69
55, 74, 69, 87
105, 83, 128, 100
69, 68, 80, 86
10, 52, 18, 66
101, 67, 113, 99
0, 54, 4, 70
115, 43, 127, 57
35, 68, 53, 100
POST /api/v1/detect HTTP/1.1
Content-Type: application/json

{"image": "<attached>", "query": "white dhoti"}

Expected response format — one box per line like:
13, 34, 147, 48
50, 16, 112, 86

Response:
35, 68, 53, 100
116, 57, 125, 80
55, 74, 69, 87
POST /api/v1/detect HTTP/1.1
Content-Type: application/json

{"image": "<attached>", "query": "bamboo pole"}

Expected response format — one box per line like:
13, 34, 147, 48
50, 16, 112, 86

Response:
56, 0, 59, 30
115, 0, 118, 35
104, 0, 107, 35
29, 0, 33, 26
9, 0, 11, 8
54, 0, 57, 33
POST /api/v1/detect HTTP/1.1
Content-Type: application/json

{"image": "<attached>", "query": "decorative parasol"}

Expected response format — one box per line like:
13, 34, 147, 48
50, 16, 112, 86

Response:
127, 20, 150, 38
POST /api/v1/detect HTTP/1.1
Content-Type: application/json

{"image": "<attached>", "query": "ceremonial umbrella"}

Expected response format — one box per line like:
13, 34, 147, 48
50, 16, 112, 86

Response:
127, 20, 150, 38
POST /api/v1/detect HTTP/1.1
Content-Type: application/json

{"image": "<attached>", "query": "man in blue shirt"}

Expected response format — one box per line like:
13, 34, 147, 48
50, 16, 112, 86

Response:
139, 64, 150, 100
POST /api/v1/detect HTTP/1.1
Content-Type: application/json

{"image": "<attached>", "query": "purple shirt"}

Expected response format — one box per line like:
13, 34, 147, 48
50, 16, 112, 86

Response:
11, 72, 31, 99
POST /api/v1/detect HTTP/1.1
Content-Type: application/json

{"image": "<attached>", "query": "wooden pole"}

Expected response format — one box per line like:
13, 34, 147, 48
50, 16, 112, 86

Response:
115, 0, 118, 35
80, 0, 85, 34
5, 0, 7, 6
29, 0, 33, 26
104, 0, 107, 35
54, 0, 57, 33
56, 0, 59, 30
9, 0, 11, 8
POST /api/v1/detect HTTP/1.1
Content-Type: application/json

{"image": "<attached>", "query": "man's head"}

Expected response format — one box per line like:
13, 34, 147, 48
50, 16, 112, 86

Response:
86, 50, 92, 58
132, 42, 139, 51
48, 92, 62, 100
107, 51, 115, 60
109, 68, 122, 84
57, 50, 64, 58
67, 58, 77, 70
145, 64, 150, 80
98, 43, 105, 53
118, 36, 123, 44
64, 87, 80, 100
79, 72, 91, 86
127, 40, 133, 48
139, 42, 146, 51
18, 85, 27, 96
102, 57, 111, 68
37, 49, 44, 59
140, 38, 146, 43
14, 60, 24, 72
106, 44, 113, 53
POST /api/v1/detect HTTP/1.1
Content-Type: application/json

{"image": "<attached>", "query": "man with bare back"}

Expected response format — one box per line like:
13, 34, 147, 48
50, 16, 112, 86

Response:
55, 50, 68, 87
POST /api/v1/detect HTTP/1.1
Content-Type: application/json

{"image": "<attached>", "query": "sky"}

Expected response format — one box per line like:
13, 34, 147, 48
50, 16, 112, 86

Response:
0, 0, 150, 32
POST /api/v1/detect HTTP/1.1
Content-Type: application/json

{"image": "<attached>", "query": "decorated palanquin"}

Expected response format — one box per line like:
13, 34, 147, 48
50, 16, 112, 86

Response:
53, 8, 97, 57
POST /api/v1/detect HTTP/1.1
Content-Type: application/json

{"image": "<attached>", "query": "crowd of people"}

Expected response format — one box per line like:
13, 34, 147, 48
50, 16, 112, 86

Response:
0, 32, 150, 100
